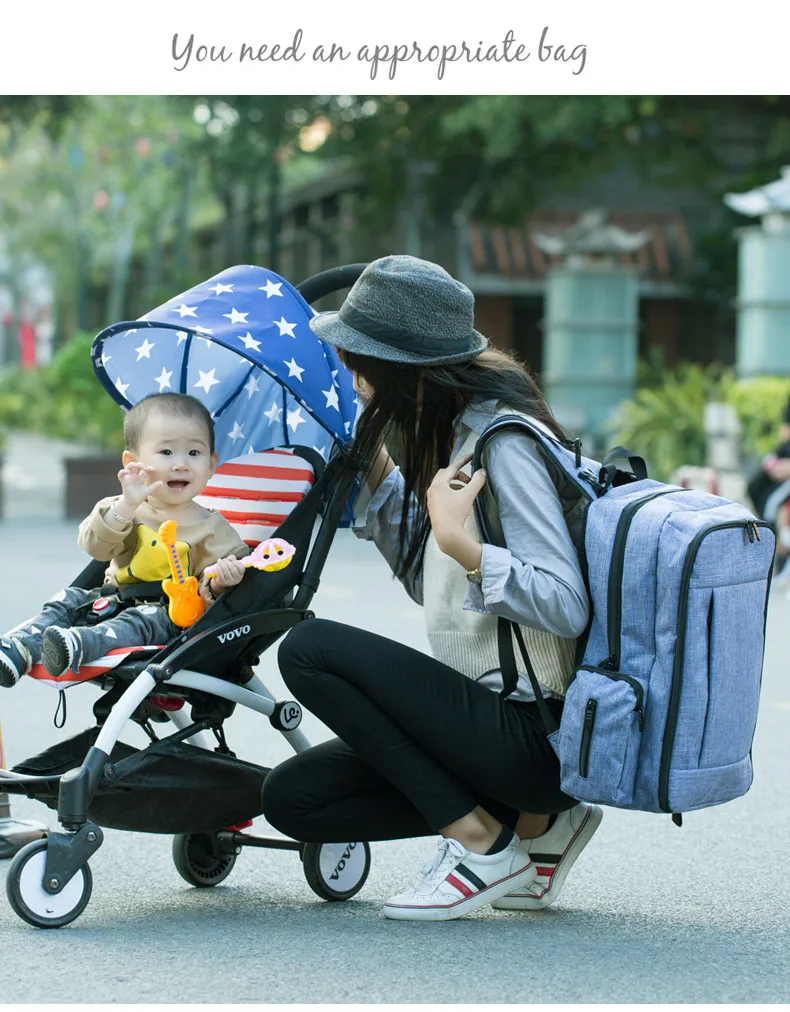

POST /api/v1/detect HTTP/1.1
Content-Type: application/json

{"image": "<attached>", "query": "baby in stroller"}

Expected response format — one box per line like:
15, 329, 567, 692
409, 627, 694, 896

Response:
0, 262, 373, 929
0, 392, 250, 688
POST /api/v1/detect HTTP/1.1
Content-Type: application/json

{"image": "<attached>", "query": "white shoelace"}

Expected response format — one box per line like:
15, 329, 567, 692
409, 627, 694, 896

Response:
416, 837, 468, 892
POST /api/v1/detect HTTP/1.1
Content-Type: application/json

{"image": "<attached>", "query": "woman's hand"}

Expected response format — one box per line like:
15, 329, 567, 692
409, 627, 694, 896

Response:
427, 452, 486, 571
769, 458, 790, 482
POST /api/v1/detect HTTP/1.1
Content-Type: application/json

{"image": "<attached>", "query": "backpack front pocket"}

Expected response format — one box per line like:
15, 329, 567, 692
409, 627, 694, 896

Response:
558, 665, 645, 806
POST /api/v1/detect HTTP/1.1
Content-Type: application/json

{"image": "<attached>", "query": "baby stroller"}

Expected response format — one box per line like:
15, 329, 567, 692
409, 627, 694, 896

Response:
0, 262, 372, 928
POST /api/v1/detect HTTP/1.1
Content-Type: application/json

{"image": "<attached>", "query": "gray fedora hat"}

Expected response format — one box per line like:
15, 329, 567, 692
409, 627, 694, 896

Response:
309, 254, 488, 365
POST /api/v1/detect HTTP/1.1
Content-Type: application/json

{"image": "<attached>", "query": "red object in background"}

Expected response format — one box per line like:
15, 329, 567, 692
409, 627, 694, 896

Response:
18, 321, 36, 368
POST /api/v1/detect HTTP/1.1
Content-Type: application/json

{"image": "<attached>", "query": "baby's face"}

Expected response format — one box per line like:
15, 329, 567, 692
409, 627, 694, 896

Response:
124, 411, 217, 508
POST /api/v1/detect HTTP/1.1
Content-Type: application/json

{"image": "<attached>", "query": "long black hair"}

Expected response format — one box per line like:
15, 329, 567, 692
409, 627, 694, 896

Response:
339, 346, 568, 579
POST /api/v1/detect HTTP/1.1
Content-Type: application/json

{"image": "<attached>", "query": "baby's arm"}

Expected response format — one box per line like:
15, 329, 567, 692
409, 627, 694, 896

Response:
199, 555, 247, 603
78, 497, 135, 560
78, 463, 163, 560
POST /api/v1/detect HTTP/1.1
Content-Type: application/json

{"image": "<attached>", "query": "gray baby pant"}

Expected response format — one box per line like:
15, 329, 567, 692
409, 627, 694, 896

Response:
10, 586, 178, 666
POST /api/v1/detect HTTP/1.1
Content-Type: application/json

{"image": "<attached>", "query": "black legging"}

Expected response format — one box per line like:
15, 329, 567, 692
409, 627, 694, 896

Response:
261, 618, 576, 843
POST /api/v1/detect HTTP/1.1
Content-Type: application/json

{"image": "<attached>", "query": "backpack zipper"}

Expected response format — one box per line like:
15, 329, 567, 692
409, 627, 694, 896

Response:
579, 698, 598, 777
605, 488, 686, 669
579, 664, 645, 729
657, 519, 771, 812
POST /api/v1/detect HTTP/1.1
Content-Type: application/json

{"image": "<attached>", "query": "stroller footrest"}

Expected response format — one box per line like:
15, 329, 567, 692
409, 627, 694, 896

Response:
26, 646, 166, 688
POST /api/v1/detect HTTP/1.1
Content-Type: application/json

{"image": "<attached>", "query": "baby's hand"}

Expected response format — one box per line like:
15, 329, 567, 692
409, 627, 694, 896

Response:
118, 462, 163, 507
208, 555, 247, 590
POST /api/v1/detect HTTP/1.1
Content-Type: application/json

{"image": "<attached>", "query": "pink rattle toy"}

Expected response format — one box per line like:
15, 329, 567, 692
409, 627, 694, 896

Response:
204, 537, 296, 579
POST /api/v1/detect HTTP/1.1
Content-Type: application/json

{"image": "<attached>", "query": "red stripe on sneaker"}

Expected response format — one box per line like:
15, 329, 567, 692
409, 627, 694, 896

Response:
445, 873, 474, 898
535, 865, 555, 877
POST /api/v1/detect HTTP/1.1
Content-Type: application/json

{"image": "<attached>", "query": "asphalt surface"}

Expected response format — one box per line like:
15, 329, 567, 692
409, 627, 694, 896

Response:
0, 436, 788, 1003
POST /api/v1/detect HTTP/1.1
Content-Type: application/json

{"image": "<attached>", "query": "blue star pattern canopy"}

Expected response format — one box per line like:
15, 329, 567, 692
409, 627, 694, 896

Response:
91, 265, 358, 468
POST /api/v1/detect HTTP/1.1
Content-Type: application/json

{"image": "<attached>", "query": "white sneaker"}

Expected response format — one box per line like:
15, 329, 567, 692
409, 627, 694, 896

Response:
491, 803, 602, 910
382, 832, 537, 922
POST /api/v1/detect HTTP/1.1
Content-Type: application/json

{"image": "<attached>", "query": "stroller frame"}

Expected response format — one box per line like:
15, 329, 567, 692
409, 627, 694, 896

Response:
0, 265, 372, 927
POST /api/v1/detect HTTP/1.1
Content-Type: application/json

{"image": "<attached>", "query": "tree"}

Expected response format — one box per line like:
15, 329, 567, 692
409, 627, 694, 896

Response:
314, 96, 790, 223
311, 95, 790, 303
188, 96, 328, 270
0, 97, 204, 338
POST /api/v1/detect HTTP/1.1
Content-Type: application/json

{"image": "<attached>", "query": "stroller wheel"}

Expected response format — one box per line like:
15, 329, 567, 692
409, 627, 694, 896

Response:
301, 841, 371, 902
172, 833, 237, 888
6, 839, 93, 929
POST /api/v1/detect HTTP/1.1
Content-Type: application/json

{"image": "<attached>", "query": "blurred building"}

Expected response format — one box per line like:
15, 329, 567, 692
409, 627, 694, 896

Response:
234, 165, 730, 386
111, 163, 734, 389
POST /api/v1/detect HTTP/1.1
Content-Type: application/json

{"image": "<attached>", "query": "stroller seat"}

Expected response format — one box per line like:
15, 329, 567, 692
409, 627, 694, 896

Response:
1, 261, 373, 929
25, 447, 320, 689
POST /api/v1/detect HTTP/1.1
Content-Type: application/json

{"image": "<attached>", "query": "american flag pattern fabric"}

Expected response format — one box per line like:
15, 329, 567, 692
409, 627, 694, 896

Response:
195, 448, 316, 547
91, 264, 359, 469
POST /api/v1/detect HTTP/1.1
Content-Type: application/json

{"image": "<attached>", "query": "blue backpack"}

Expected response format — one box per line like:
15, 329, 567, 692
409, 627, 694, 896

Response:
473, 415, 775, 824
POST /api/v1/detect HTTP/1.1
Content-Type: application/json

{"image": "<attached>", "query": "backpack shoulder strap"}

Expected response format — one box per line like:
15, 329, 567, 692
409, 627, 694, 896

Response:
473, 413, 604, 503
470, 413, 580, 728
471, 414, 559, 473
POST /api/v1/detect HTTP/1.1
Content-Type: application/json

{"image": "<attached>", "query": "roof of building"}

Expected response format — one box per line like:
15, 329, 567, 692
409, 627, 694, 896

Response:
464, 211, 694, 294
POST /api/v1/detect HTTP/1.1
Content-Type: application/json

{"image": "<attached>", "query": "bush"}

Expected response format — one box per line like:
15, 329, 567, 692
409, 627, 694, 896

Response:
722, 374, 790, 460
609, 363, 724, 482
610, 362, 790, 482
0, 333, 125, 452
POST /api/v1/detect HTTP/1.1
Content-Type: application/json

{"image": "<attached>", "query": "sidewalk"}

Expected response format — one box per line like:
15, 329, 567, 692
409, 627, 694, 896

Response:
1, 430, 95, 520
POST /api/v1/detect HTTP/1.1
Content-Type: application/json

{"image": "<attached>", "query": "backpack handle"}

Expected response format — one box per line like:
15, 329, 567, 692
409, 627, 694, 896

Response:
600, 445, 648, 488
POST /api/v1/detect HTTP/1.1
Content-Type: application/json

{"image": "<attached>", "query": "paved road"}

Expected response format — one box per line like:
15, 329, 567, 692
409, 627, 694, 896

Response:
0, 448, 788, 1002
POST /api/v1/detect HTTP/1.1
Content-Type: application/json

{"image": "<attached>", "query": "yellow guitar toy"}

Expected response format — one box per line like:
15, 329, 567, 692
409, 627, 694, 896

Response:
159, 520, 206, 628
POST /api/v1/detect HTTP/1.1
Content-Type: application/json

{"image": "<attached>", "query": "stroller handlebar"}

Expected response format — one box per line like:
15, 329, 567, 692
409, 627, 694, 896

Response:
296, 263, 367, 305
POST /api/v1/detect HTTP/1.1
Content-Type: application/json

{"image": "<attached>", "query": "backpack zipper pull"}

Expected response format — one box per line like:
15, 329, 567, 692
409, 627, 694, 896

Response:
746, 522, 755, 544
752, 521, 761, 542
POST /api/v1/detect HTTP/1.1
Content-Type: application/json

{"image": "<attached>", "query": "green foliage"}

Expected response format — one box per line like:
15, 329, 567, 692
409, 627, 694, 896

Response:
0, 96, 206, 334
3, 95, 790, 342
314, 95, 790, 227
610, 363, 724, 481
0, 333, 124, 452
636, 346, 670, 389
723, 374, 790, 459
611, 362, 790, 482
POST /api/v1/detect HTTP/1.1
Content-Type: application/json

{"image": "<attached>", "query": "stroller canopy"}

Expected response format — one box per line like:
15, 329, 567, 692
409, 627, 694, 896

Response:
91, 265, 358, 466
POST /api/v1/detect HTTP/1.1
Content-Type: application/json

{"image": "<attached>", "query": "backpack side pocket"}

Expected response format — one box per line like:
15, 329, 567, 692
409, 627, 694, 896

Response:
558, 665, 645, 806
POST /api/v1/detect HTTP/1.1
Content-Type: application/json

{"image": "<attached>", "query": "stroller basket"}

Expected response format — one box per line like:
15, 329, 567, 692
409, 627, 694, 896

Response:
12, 730, 269, 835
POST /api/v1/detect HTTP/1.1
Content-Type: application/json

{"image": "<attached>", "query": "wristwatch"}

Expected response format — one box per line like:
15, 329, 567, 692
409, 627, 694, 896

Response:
466, 567, 483, 585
